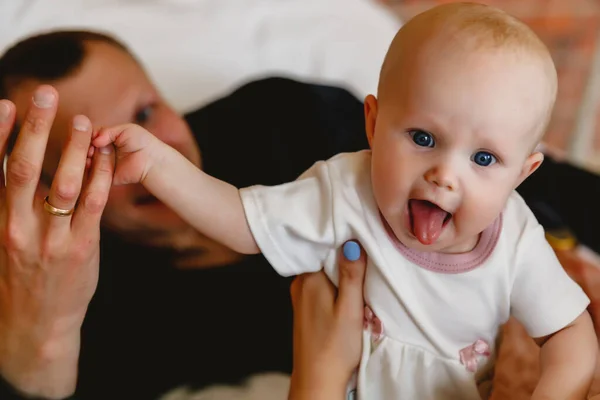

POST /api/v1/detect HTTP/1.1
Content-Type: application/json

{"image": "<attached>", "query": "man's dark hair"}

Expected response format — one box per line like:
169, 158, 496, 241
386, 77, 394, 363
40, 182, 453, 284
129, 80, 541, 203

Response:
0, 30, 128, 98
0, 30, 129, 152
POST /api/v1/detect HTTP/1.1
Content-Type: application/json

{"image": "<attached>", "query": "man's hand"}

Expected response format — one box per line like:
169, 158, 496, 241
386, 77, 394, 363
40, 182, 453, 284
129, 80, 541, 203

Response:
0, 86, 114, 399
289, 240, 367, 400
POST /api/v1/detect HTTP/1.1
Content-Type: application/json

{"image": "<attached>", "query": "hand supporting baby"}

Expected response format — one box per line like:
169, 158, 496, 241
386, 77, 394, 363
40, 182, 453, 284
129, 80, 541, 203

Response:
289, 241, 367, 400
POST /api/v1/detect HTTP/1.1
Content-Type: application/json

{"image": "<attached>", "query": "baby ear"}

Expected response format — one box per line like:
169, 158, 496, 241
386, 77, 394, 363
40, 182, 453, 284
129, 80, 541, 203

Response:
516, 151, 544, 187
364, 95, 378, 148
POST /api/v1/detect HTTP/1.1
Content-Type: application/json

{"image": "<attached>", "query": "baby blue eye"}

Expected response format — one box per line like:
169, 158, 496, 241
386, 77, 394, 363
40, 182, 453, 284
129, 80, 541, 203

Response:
472, 151, 496, 167
409, 130, 435, 148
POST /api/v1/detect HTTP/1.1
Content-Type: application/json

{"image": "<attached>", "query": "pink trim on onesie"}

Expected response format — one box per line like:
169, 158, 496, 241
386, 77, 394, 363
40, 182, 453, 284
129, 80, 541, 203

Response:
383, 215, 503, 274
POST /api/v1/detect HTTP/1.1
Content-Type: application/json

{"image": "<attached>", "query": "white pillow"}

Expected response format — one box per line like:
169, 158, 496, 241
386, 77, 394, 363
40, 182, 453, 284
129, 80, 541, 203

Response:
0, 0, 401, 113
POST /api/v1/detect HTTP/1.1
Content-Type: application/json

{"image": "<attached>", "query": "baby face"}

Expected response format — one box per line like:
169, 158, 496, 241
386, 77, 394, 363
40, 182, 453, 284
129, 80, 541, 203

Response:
366, 49, 550, 253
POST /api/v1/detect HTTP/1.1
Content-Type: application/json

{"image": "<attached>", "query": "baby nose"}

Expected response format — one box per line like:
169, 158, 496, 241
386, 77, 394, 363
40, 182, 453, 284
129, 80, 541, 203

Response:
424, 167, 457, 191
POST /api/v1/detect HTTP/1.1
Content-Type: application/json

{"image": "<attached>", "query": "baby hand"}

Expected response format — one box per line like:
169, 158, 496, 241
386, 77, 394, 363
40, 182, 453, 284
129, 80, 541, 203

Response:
92, 123, 163, 185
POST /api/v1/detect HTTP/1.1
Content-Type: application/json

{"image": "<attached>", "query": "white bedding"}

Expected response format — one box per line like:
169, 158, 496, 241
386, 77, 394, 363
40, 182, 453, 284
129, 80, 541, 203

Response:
0, 0, 401, 113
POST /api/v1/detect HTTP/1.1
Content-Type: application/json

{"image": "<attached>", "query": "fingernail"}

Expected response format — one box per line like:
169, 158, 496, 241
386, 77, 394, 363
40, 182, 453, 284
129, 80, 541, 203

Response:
33, 88, 56, 108
99, 146, 112, 154
73, 115, 90, 131
0, 101, 10, 122
343, 241, 361, 261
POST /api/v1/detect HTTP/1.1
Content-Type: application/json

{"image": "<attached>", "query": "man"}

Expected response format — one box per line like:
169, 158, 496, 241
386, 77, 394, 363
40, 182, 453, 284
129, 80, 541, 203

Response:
0, 31, 369, 399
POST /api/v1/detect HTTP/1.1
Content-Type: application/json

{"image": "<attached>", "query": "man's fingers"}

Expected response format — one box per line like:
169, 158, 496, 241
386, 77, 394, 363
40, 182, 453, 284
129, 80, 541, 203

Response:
335, 240, 367, 319
0, 100, 16, 191
72, 142, 114, 234
6, 86, 57, 216
45, 115, 93, 228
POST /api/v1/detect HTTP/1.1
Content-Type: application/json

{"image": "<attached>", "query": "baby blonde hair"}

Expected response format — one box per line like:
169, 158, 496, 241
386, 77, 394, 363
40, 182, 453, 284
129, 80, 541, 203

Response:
428, 2, 546, 50
378, 2, 557, 144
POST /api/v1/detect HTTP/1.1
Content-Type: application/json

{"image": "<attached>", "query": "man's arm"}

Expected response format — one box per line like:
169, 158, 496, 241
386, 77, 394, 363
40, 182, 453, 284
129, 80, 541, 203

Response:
0, 377, 67, 400
0, 342, 80, 400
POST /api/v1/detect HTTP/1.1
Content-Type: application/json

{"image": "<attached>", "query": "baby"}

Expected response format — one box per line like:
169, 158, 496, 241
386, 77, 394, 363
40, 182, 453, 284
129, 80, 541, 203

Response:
93, 3, 597, 399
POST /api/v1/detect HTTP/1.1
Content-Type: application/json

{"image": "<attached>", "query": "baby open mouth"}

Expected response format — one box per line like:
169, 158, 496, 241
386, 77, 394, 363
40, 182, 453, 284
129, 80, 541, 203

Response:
409, 199, 452, 245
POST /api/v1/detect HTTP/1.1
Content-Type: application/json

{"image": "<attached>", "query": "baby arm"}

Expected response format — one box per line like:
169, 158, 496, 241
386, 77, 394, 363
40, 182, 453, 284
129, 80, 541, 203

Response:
93, 124, 259, 254
532, 310, 597, 400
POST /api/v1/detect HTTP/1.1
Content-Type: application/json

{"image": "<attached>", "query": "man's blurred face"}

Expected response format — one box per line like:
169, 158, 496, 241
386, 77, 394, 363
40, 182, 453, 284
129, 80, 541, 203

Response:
10, 41, 203, 246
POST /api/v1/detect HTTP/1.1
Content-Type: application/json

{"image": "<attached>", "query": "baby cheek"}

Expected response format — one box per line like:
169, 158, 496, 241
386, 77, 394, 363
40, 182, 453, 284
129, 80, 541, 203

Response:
374, 171, 409, 214
460, 191, 506, 233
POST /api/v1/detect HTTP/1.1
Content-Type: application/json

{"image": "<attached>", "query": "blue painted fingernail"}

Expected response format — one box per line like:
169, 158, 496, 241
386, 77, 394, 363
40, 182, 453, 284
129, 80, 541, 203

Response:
343, 241, 360, 261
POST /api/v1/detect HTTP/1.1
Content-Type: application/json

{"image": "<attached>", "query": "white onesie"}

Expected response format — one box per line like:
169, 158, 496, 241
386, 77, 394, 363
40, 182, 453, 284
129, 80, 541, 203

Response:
239, 150, 589, 400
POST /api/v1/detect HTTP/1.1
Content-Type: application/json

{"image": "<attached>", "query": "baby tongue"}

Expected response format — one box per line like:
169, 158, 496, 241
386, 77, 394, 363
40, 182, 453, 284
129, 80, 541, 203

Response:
410, 200, 448, 245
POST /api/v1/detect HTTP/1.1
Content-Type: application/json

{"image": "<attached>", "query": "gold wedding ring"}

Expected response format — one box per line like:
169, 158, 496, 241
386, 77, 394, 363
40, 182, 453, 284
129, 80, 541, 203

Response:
43, 196, 75, 217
